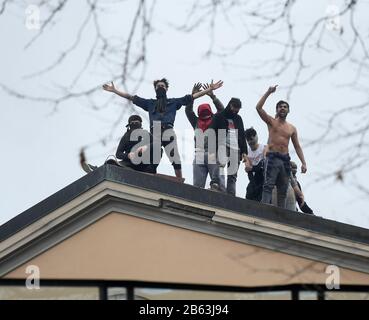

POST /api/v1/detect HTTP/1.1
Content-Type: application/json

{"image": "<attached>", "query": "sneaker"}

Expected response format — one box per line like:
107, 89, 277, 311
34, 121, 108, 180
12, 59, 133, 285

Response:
105, 159, 119, 166
81, 162, 98, 173
209, 183, 220, 192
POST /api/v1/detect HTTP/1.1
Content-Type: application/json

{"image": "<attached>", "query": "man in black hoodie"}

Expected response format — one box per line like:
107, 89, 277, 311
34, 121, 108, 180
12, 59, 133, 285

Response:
209, 98, 252, 195
115, 115, 159, 173
80, 115, 159, 174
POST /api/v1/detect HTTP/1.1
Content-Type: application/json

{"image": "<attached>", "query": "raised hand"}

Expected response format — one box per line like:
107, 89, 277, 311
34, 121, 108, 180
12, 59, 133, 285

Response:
202, 81, 215, 98
209, 80, 223, 91
103, 81, 116, 92
192, 82, 202, 95
267, 85, 278, 94
192, 80, 223, 100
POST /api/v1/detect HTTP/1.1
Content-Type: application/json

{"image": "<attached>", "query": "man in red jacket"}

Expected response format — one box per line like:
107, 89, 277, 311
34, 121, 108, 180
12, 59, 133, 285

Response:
185, 82, 225, 191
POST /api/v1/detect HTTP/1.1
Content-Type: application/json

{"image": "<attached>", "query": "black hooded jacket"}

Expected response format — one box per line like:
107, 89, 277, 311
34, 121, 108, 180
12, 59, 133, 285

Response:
209, 106, 248, 155
116, 128, 152, 162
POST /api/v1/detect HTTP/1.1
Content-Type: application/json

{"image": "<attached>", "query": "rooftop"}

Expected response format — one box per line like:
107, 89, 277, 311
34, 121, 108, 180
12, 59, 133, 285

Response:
1, 164, 369, 275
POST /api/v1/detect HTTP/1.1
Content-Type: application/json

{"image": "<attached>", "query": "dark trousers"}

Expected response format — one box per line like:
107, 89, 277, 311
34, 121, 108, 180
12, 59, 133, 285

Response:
246, 161, 264, 201
212, 148, 240, 195
193, 151, 225, 190
152, 125, 181, 170
261, 152, 291, 208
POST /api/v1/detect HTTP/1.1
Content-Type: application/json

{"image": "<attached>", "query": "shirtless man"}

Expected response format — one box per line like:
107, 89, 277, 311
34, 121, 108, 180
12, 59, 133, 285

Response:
256, 85, 307, 208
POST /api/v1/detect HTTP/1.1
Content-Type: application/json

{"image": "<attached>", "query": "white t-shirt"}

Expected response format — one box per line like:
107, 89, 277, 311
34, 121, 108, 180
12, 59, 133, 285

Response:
226, 120, 239, 150
247, 144, 265, 166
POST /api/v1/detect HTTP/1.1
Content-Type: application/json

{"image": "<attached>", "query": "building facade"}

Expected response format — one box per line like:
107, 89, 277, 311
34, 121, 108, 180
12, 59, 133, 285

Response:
1, 165, 369, 300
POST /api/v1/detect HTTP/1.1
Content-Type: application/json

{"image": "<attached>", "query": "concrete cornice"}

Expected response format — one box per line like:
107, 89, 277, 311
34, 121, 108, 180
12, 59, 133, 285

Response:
1, 178, 369, 276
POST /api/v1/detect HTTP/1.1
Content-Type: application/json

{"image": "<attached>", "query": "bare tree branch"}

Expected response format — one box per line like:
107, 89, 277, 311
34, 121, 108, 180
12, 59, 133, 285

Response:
1, 0, 369, 190
25, 0, 69, 50
0, 0, 9, 15
23, 1, 95, 79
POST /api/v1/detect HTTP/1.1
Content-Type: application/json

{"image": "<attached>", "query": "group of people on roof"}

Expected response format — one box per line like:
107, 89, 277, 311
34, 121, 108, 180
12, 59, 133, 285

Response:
82, 77, 313, 215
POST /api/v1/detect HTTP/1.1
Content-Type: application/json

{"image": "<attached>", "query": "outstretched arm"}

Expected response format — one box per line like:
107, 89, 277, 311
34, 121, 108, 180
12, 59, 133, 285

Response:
291, 127, 307, 173
185, 83, 201, 129
256, 85, 277, 125
103, 81, 133, 101
192, 80, 223, 100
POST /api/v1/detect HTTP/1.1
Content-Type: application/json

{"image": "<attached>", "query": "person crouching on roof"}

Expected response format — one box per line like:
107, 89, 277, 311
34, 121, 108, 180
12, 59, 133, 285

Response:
115, 115, 159, 174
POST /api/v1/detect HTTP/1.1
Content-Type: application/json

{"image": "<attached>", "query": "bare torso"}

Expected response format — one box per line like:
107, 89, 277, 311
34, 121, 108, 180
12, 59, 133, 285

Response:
267, 118, 295, 154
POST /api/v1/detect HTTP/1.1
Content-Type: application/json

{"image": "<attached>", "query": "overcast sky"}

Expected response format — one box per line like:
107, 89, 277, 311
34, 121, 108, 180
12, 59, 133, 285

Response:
1, 0, 368, 229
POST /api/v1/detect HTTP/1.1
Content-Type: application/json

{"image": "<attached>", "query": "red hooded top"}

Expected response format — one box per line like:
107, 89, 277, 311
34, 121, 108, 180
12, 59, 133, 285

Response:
197, 103, 213, 132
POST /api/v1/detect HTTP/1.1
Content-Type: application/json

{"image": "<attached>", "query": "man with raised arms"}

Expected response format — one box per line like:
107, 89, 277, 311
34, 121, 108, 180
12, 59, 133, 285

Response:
256, 85, 307, 209
103, 78, 223, 179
